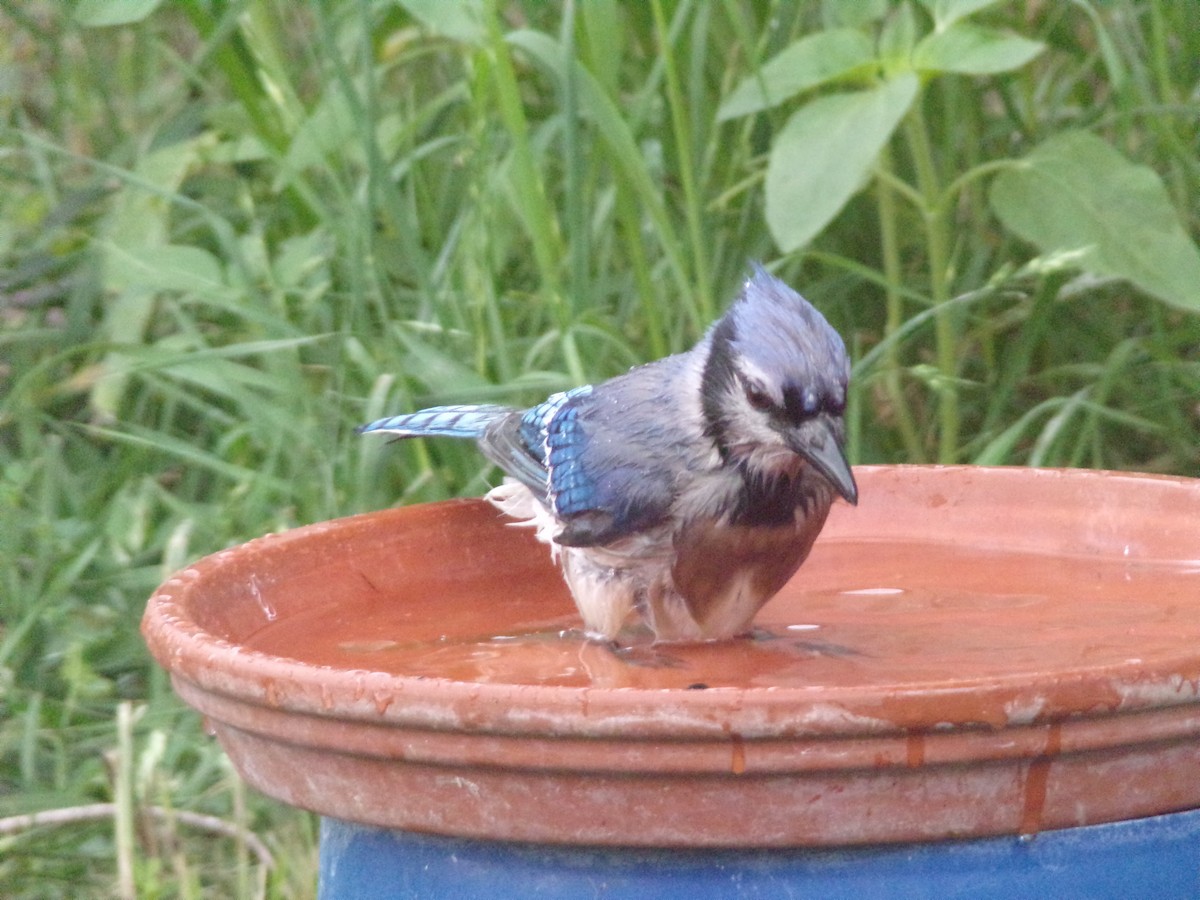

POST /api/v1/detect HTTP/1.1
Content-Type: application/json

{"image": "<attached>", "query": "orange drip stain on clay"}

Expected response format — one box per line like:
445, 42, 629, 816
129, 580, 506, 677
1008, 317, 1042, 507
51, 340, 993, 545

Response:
1020, 722, 1064, 836
906, 732, 925, 768
730, 733, 747, 775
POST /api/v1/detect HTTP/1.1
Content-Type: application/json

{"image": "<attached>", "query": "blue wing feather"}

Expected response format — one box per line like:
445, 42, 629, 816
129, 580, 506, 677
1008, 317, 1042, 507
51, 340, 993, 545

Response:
518, 386, 592, 452
542, 370, 684, 546
545, 402, 593, 518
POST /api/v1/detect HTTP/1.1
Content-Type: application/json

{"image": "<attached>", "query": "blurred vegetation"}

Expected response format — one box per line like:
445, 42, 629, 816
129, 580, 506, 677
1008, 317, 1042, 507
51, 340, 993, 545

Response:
1, 0, 1197, 895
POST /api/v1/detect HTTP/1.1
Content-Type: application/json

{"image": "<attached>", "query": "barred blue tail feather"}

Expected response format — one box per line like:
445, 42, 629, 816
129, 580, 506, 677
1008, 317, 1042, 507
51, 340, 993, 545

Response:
359, 265, 857, 643
357, 405, 513, 440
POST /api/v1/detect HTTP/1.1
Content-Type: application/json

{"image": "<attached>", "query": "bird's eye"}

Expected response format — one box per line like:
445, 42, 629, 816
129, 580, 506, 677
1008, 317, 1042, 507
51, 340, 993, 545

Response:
743, 380, 773, 412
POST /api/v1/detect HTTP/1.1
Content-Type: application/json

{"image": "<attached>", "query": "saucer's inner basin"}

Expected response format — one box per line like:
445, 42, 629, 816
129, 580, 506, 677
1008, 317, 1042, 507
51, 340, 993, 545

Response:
239, 527, 1200, 693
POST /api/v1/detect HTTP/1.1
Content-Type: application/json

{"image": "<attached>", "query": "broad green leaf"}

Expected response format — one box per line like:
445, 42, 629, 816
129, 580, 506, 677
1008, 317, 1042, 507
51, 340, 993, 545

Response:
273, 231, 332, 291
397, 0, 485, 44
92, 139, 206, 418
93, 244, 238, 419
90, 285, 157, 420
990, 130, 1200, 312
106, 139, 201, 253
878, 2, 919, 67
281, 90, 358, 178
766, 74, 919, 252
579, 0, 622, 94
92, 242, 228, 419
916, 0, 1001, 31
717, 30, 875, 121
822, 0, 890, 29
914, 23, 1044, 74
75, 0, 162, 27
104, 243, 226, 295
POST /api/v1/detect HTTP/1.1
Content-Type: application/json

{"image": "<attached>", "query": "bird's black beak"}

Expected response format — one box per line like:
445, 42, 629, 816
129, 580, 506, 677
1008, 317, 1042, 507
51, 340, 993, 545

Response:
785, 416, 858, 505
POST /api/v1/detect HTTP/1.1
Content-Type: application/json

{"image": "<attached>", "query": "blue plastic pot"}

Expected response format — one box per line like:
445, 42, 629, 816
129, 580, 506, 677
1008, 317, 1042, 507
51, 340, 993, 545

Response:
319, 809, 1200, 899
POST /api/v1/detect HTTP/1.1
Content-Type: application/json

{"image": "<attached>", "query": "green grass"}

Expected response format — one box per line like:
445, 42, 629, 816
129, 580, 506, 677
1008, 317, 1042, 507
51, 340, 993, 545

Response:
1, 0, 1197, 895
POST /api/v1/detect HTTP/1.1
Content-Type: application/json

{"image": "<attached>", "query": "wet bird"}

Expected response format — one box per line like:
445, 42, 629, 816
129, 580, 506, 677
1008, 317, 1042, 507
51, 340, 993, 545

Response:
358, 266, 857, 643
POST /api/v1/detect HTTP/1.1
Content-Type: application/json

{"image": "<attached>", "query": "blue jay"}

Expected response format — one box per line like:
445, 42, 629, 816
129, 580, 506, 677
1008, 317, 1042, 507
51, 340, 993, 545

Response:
359, 266, 857, 643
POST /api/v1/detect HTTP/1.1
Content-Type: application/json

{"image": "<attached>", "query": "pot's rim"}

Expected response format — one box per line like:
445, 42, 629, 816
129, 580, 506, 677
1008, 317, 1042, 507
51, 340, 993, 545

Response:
142, 465, 1200, 740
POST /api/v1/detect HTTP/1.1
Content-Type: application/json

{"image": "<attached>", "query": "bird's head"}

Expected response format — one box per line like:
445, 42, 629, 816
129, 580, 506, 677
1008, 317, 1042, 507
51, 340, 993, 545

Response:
700, 265, 857, 505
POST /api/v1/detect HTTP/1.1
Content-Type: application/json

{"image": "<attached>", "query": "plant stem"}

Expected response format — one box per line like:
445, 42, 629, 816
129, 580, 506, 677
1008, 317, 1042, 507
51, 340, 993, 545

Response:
557, 0, 588, 384
875, 146, 926, 462
904, 101, 958, 462
482, 1, 580, 380
560, 0, 588, 324
114, 702, 136, 900
651, 0, 714, 326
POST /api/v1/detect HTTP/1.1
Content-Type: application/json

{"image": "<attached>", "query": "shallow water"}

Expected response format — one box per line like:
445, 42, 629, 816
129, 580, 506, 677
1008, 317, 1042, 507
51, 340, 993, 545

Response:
241, 539, 1200, 691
